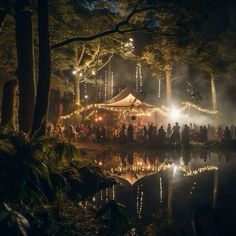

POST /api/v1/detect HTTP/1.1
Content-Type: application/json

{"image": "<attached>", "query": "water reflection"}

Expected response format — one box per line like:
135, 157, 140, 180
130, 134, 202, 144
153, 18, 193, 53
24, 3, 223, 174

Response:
93, 150, 236, 234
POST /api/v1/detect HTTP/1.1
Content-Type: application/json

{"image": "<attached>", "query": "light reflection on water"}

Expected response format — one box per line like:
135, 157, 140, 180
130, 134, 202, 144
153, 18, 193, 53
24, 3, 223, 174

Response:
93, 150, 236, 233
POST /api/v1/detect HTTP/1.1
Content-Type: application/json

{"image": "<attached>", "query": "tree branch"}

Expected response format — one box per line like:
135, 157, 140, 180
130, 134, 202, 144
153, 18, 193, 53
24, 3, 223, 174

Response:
78, 42, 101, 71
51, 5, 159, 50
77, 44, 85, 66
80, 53, 114, 83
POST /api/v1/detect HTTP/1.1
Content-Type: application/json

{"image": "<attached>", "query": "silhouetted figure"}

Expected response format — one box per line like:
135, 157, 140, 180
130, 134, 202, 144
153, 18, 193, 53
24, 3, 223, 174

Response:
143, 126, 147, 140
182, 124, 190, 147
230, 123, 235, 138
157, 126, 166, 145
217, 125, 223, 139
96, 127, 101, 143
153, 126, 157, 139
67, 125, 76, 142
202, 126, 208, 142
166, 123, 172, 144
223, 127, 232, 142
120, 124, 126, 144
148, 123, 154, 141
127, 125, 134, 142
199, 126, 204, 142
101, 126, 106, 142
172, 122, 181, 145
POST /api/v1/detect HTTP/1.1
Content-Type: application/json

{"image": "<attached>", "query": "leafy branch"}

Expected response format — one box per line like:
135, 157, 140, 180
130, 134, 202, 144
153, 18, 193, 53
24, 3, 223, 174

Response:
51, 2, 173, 50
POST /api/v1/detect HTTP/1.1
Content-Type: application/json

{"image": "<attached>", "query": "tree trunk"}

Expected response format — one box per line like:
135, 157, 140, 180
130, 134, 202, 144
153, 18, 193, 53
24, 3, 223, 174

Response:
31, 0, 50, 137
210, 75, 217, 110
1, 80, 18, 127
54, 89, 63, 125
165, 64, 172, 106
15, 0, 35, 133
0, 7, 6, 33
74, 76, 81, 105
0, 0, 10, 32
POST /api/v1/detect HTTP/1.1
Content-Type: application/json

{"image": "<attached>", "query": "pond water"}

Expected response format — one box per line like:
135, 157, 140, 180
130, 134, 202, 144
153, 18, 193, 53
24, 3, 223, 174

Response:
92, 149, 236, 235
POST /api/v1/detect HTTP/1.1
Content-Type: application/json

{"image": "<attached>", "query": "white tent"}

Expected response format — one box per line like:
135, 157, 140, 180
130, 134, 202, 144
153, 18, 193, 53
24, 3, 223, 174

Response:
99, 88, 154, 112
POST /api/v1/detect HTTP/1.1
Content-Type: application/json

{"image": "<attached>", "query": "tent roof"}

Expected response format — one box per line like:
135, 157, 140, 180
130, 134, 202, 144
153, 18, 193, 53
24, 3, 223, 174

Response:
100, 88, 154, 109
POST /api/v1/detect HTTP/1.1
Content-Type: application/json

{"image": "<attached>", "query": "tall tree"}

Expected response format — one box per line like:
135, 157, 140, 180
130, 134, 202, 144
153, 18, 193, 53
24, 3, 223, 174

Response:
1, 79, 18, 127
15, 0, 35, 133
31, 0, 50, 137
0, 0, 10, 33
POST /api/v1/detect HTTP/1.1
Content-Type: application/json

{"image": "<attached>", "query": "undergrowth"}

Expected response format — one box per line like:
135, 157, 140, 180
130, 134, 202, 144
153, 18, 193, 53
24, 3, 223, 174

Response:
0, 127, 115, 235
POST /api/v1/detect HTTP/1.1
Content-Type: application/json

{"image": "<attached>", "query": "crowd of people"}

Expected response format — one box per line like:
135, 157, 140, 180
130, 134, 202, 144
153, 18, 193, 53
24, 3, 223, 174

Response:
47, 121, 235, 145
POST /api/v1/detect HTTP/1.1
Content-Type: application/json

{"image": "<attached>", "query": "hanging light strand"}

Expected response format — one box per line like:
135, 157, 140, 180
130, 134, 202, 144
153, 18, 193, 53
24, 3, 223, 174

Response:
182, 102, 218, 114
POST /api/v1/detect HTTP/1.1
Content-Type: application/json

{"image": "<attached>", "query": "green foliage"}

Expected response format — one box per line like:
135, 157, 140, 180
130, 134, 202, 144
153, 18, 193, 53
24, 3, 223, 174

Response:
0, 127, 115, 235
0, 202, 29, 236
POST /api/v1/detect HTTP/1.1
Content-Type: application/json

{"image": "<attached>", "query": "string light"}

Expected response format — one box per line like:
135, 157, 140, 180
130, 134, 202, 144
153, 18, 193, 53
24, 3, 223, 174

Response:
182, 102, 218, 114
109, 159, 219, 185
98, 76, 102, 101
184, 165, 218, 176
72, 67, 80, 75
139, 63, 143, 92
105, 188, 109, 203
135, 63, 143, 93
121, 38, 134, 56
104, 70, 108, 101
84, 82, 87, 94
136, 184, 143, 219
136, 64, 139, 92
136, 185, 140, 217
111, 71, 114, 98
160, 177, 163, 203
61, 102, 217, 121
158, 79, 161, 98
100, 190, 103, 201
112, 185, 115, 200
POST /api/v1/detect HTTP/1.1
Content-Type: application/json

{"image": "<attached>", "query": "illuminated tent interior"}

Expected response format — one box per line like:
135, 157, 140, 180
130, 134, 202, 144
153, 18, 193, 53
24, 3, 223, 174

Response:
61, 88, 165, 122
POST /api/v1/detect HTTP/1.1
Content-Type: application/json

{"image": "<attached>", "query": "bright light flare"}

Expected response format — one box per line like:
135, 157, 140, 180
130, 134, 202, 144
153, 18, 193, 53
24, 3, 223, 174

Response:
170, 107, 180, 120
173, 165, 178, 175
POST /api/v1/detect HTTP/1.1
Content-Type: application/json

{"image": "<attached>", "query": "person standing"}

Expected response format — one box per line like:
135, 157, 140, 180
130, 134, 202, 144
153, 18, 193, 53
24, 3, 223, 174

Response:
127, 124, 134, 142
166, 123, 172, 143
172, 122, 180, 145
